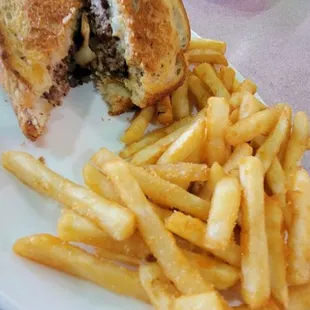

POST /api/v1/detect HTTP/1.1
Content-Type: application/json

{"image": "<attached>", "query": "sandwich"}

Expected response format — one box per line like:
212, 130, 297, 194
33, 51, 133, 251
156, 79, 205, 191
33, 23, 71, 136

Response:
0, 0, 190, 141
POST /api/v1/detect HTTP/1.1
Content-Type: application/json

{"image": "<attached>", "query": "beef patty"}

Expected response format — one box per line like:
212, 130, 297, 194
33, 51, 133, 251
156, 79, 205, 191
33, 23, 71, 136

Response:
87, 0, 128, 79
68, 0, 128, 86
42, 0, 128, 106
43, 61, 71, 107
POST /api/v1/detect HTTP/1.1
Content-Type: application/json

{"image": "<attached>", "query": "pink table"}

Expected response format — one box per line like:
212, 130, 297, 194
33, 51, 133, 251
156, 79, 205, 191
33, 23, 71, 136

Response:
183, 0, 310, 168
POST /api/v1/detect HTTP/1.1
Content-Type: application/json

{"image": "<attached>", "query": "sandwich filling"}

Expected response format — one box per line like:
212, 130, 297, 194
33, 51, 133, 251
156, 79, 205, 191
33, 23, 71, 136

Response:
43, 0, 128, 107
87, 0, 128, 79
43, 61, 71, 107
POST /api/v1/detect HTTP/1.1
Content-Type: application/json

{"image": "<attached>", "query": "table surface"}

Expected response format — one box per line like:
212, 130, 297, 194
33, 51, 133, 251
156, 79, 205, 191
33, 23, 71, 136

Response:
183, 0, 310, 168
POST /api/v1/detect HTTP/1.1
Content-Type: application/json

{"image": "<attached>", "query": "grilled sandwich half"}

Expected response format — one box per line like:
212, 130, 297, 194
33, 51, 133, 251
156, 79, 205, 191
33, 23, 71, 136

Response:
0, 0, 190, 140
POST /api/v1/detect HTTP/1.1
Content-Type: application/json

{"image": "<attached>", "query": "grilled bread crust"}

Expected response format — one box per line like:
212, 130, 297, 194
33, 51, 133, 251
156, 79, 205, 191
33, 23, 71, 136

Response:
0, 0, 81, 140
98, 0, 190, 113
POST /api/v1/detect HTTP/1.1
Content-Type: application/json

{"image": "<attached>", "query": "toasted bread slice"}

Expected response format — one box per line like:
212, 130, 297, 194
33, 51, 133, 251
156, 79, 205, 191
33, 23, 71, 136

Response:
98, 0, 190, 112
97, 78, 133, 115
0, 0, 81, 140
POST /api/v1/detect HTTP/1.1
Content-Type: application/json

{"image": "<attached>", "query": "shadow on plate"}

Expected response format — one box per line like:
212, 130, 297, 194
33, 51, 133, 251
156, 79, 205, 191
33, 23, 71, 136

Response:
34, 84, 99, 158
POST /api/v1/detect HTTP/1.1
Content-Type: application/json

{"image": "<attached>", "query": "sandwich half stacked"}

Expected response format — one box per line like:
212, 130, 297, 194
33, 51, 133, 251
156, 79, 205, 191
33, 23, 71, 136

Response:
0, 0, 190, 140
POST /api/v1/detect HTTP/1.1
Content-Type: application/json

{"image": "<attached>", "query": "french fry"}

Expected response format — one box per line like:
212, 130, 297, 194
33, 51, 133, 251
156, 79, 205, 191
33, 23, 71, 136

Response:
139, 262, 179, 309
188, 74, 212, 110
135, 239, 239, 290
119, 116, 194, 159
57, 209, 151, 260
199, 162, 225, 201
184, 250, 240, 290
256, 108, 290, 173
152, 115, 195, 135
229, 108, 239, 124
157, 117, 205, 164
229, 90, 264, 111
130, 110, 207, 165
131, 166, 210, 220
235, 300, 280, 310
250, 135, 266, 149
58, 208, 112, 244
228, 168, 239, 179
121, 106, 155, 144
85, 162, 187, 213
232, 78, 241, 92
61, 209, 239, 290
175, 236, 202, 253
226, 143, 232, 162
101, 159, 213, 294
131, 125, 189, 165
205, 97, 230, 166
236, 79, 257, 94
266, 157, 291, 227
184, 116, 208, 164
190, 181, 205, 195
83, 163, 122, 204
194, 63, 230, 99
265, 195, 289, 308
188, 49, 228, 66
145, 163, 209, 185
189, 38, 227, 54
218, 67, 235, 93
2, 151, 135, 241
277, 104, 292, 163
283, 111, 309, 189
92, 149, 210, 220
226, 108, 278, 146
287, 169, 310, 285
13, 234, 148, 302
165, 212, 241, 267
289, 284, 310, 310
205, 177, 241, 250
157, 96, 173, 125
152, 205, 174, 222
239, 92, 262, 119
173, 292, 229, 310
239, 156, 270, 309
189, 99, 195, 115
229, 91, 248, 110
171, 76, 190, 120
223, 143, 253, 172
184, 143, 203, 164
95, 248, 140, 266
120, 130, 166, 159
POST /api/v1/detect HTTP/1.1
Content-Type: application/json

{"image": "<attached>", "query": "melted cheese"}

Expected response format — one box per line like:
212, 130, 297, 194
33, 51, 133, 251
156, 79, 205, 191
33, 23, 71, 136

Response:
75, 13, 96, 66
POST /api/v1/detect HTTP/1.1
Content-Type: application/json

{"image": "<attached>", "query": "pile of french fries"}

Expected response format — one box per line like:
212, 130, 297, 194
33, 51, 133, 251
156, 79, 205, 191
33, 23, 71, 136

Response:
3, 38, 310, 310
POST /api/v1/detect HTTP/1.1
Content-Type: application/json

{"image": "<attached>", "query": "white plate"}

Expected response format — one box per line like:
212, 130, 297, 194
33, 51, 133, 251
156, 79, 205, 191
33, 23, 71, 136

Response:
0, 31, 252, 310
